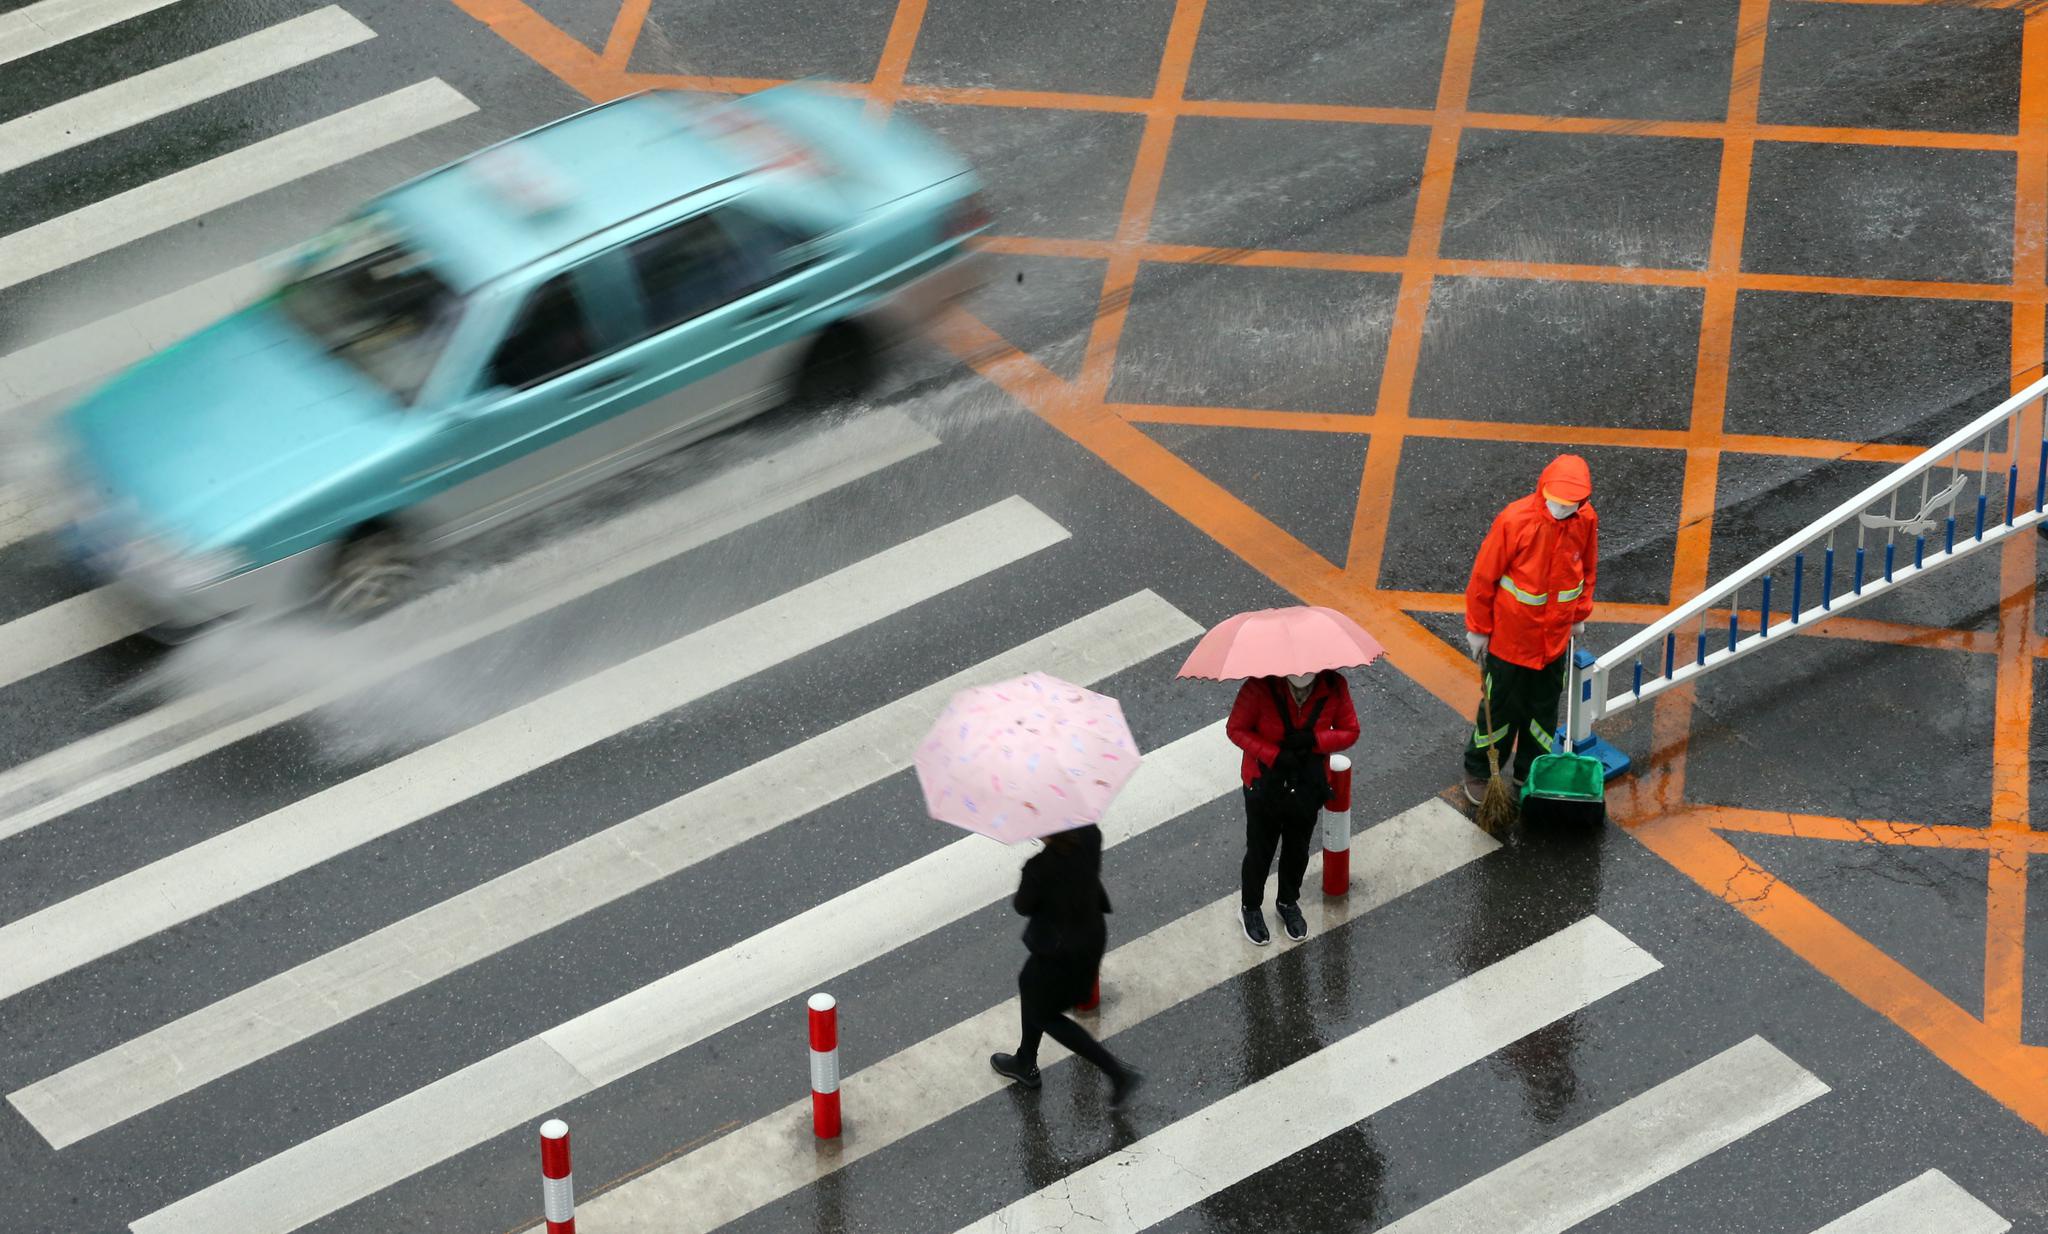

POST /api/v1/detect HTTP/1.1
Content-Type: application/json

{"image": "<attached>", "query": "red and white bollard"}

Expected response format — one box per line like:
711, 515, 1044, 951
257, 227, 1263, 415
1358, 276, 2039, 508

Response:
808, 992, 841, 1139
1321, 754, 1354, 896
538, 1118, 575, 1234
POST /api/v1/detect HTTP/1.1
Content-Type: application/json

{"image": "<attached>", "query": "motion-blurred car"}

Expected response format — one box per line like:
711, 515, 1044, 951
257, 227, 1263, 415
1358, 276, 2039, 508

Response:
54, 85, 989, 633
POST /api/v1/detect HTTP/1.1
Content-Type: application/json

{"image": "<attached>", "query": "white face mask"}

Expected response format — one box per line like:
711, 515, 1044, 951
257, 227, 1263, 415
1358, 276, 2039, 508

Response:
1285, 672, 1315, 689
1545, 498, 1580, 520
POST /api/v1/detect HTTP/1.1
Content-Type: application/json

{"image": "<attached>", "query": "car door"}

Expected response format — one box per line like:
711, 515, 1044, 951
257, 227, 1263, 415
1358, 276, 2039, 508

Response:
597, 203, 837, 450
412, 260, 646, 541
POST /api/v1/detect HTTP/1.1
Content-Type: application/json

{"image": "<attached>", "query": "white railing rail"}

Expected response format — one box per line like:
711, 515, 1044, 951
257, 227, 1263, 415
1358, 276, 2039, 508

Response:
1571, 373, 2048, 744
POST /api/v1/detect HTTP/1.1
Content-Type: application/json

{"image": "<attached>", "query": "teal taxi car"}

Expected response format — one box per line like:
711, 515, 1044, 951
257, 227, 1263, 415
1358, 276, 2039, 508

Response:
55, 85, 989, 631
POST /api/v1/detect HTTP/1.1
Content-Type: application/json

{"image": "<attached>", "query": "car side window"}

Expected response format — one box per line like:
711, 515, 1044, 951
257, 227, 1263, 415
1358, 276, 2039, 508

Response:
490, 275, 597, 391
628, 215, 758, 339
717, 208, 816, 280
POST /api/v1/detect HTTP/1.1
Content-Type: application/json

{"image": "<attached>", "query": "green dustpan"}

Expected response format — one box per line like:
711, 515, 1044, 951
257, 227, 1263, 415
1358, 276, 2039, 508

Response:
1520, 640, 1607, 828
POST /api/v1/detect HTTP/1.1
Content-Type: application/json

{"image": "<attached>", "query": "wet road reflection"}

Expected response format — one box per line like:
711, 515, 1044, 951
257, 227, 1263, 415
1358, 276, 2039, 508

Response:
1455, 817, 1606, 1128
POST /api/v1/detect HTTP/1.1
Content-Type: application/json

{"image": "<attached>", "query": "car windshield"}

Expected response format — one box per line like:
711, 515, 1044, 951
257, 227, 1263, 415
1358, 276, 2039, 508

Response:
278, 214, 461, 405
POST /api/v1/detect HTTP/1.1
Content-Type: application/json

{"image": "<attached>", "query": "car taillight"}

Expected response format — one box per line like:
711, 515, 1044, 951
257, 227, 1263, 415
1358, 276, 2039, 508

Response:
946, 193, 992, 240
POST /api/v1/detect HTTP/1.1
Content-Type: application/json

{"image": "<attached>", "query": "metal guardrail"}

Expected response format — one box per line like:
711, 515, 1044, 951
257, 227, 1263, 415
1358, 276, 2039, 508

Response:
1570, 373, 2048, 746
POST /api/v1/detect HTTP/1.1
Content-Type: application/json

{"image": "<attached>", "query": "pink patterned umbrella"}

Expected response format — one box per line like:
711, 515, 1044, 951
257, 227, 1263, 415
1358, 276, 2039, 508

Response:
913, 672, 1141, 844
1177, 605, 1386, 680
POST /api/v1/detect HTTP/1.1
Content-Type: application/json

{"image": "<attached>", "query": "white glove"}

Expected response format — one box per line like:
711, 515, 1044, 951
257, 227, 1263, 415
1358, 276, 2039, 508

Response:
1571, 622, 1587, 639
1464, 631, 1488, 662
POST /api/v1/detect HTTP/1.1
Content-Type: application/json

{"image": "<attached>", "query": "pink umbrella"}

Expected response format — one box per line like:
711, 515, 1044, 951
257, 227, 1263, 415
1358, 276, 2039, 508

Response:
1177, 605, 1386, 680
913, 672, 1141, 844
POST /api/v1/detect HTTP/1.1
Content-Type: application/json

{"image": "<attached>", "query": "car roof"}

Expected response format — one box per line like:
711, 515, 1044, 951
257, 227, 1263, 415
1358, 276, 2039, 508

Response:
377, 94, 749, 293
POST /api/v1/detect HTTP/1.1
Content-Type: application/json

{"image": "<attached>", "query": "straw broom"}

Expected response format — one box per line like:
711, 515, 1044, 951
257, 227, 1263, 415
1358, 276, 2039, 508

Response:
1475, 671, 1517, 836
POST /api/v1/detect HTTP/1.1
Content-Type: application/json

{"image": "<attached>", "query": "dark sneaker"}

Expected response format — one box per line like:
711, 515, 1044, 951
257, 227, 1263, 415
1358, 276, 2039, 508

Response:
990, 1052, 1041, 1090
1276, 901, 1308, 941
1241, 906, 1270, 946
1109, 1064, 1145, 1109
1462, 774, 1487, 806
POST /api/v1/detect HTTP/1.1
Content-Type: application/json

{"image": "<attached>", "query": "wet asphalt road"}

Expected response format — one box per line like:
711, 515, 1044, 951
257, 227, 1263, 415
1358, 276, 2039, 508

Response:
4, 0, 2048, 1231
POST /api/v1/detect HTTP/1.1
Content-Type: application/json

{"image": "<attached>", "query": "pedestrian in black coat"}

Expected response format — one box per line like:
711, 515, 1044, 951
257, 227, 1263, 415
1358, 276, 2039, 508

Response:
989, 825, 1143, 1107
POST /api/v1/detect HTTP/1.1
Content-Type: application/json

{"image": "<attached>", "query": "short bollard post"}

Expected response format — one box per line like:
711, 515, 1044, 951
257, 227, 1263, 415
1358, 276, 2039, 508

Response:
808, 992, 842, 1139
1321, 754, 1354, 896
538, 1118, 575, 1234
1074, 974, 1101, 1012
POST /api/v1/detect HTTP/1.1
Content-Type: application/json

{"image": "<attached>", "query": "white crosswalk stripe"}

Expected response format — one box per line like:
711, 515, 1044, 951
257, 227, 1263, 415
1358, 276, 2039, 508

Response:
10, 590, 1200, 1148
1379, 1036, 1827, 1233
0, 78, 474, 292
562, 800, 1498, 1234
130, 721, 1244, 1234
0, 8, 375, 174
1812, 1170, 2011, 1234
952, 917, 1662, 1234
0, 409, 938, 787
0, 497, 1067, 1002
1, 14, 2005, 1233
0, 0, 190, 67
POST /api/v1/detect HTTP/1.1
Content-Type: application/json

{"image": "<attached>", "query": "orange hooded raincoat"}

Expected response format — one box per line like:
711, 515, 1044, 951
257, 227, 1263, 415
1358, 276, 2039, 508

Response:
1464, 454, 1598, 671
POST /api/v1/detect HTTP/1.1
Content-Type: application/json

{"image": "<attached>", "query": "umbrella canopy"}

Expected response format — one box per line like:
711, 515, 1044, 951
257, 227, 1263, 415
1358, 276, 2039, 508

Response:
1178, 605, 1386, 680
913, 672, 1140, 844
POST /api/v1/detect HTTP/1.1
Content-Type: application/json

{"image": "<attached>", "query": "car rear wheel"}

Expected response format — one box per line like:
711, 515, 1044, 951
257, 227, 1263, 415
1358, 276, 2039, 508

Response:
790, 325, 877, 411
324, 527, 416, 620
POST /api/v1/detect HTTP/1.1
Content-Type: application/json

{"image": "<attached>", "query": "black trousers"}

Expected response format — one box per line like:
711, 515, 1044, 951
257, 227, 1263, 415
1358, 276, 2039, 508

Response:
1241, 784, 1321, 909
1015, 954, 1120, 1075
1463, 651, 1569, 782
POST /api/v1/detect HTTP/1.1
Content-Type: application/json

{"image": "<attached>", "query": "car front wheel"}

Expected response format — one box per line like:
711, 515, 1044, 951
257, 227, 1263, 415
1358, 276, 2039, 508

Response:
324, 527, 416, 620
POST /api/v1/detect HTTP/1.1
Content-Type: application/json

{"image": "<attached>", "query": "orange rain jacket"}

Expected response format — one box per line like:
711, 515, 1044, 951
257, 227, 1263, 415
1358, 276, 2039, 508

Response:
1464, 455, 1599, 671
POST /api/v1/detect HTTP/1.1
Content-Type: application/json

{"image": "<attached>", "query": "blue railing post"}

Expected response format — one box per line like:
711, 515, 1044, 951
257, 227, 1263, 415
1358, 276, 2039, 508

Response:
1761, 576, 1772, 637
1853, 546, 1865, 595
2036, 435, 2047, 513
1665, 632, 1676, 679
1823, 546, 1835, 611
1884, 541, 1895, 583
1727, 609, 1738, 652
1975, 493, 1988, 541
1791, 553, 1804, 623
1696, 627, 1707, 667
1946, 515, 1957, 554
2007, 464, 2019, 527
1632, 658, 1642, 697
1915, 535, 1926, 569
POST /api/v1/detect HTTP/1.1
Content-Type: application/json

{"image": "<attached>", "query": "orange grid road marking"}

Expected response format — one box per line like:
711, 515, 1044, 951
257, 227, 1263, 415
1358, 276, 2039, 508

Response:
1982, 5, 2048, 1040
866, 0, 931, 117
1632, 809, 2048, 1130
600, 0, 652, 71
1342, 0, 1486, 587
1071, 0, 1208, 404
459, 0, 2048, 1127
977, 232, 2048, 304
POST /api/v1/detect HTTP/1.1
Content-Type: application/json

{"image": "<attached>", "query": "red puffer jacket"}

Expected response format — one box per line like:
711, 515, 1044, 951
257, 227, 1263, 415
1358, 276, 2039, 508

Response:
1465, 455, 1599, 671
1224, 671, 1360, 788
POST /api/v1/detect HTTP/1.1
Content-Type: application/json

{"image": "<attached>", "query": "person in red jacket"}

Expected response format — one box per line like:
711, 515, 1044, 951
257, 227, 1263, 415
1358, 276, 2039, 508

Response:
1225, 669, 1360, 945
1462, 454, 1598, 804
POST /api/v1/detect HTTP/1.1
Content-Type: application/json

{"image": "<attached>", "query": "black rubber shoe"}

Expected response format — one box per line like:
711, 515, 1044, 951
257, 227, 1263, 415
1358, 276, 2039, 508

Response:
1276, 901, 1308, 942
1109, 1064, 1145, 1109
1241, 906, 1270, 946
990, 1052, 1042, 1090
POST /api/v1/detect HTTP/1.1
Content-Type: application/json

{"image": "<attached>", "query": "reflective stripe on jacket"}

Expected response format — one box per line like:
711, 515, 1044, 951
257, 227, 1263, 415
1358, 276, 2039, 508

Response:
1465, 494, 1599, 671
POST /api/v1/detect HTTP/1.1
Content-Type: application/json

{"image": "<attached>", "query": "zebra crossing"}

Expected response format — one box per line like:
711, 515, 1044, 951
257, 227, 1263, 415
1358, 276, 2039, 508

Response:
0, 4, 2033, 1232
